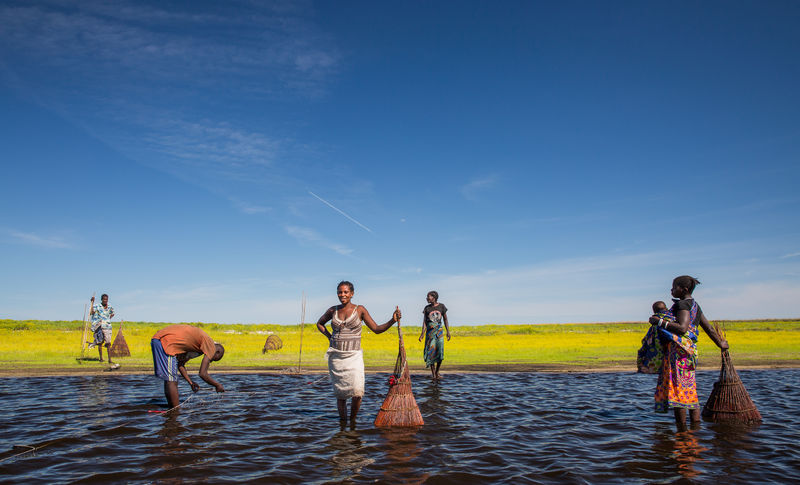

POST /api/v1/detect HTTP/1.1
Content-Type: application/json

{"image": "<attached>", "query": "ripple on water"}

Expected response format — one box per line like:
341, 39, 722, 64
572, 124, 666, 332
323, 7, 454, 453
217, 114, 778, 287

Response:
0, 370, 799, 483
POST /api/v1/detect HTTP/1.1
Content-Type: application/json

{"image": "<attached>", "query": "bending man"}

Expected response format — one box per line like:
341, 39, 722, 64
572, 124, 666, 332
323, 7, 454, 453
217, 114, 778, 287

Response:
151, 324, 225, 408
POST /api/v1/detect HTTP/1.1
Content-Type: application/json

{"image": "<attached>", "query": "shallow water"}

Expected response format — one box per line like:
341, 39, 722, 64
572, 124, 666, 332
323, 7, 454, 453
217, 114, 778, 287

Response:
0, 370, 798, 484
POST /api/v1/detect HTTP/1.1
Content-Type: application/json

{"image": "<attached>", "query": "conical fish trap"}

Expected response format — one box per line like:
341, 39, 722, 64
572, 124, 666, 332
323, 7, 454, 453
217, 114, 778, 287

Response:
702, 349, 761, 424
374, 321, 424, 428
109, 325, 131, 358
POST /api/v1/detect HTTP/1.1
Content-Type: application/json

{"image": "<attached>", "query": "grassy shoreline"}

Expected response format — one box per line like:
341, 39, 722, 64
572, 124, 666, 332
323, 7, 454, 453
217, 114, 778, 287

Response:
1, 319, 798, 376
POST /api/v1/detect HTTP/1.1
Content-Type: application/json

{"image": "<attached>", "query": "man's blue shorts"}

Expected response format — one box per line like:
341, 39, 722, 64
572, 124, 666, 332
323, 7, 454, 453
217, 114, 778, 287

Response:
151, 338, 178, 382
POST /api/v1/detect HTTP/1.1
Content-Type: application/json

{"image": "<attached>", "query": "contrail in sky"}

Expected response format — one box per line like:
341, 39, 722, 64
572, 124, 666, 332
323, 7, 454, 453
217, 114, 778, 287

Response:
308, 191, 373, 233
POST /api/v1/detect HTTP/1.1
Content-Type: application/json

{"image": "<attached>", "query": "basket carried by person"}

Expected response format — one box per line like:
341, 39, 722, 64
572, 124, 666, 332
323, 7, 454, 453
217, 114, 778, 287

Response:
374, 318, 424, 427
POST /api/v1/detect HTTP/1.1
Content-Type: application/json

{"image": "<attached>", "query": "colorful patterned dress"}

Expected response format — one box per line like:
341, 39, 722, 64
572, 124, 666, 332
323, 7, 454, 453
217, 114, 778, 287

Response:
89, 303, 114, 347
654, 299, 701, 412
637, 309, 673, 374
423, 303, 447, 368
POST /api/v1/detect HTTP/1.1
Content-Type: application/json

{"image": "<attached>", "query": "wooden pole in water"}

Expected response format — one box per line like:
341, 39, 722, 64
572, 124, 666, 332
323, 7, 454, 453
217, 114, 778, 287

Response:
79, 303, 88, 360
297, 292, 306, 371
79, 293, 94, 360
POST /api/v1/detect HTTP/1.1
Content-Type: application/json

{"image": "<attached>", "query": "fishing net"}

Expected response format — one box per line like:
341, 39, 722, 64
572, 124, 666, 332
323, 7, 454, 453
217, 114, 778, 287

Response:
374, 321, 424, 427
702, 349, 762, 424
702, 323, 761, 424
108, 325, 131, 358
262, 335, 283, 353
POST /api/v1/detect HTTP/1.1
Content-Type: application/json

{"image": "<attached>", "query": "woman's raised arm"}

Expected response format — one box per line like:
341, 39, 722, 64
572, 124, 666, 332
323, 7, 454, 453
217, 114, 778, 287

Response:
698, 312, 729, 350
361, 306, 401, 334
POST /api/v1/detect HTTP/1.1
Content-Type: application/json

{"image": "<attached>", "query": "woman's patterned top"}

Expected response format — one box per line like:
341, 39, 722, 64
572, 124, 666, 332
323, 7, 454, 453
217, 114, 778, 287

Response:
330, 306, 362, 351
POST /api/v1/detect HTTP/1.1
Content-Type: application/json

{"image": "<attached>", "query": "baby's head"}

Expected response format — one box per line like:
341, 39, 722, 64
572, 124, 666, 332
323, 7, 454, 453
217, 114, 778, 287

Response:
652, 301, 668, 314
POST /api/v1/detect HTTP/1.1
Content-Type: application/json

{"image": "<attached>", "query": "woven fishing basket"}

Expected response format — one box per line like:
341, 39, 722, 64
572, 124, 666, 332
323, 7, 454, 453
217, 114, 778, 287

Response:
109, 325, 131, 358
374, 320, 424, 427
702, 349, 762, 424
262, 335, 283, 353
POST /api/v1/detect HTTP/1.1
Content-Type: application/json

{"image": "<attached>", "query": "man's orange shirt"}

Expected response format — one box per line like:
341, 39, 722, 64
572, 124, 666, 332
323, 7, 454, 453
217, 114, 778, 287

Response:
152, 324, 216, 358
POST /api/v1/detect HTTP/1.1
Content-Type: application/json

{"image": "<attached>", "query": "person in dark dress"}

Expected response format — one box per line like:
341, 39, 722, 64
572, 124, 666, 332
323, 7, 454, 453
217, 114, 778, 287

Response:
418, 291, 450, 380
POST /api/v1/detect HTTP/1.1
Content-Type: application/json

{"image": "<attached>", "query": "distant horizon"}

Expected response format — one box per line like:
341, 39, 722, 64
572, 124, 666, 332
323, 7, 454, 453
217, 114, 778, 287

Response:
5, 316, 799, 327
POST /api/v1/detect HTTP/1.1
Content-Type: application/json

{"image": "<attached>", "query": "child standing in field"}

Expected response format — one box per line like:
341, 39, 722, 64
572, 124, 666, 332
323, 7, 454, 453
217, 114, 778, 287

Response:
648, 276, 728, 431
418, 291, 450, 380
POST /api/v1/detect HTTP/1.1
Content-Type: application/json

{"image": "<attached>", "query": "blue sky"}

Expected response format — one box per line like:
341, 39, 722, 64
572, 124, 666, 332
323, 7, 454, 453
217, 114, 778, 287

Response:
1, 1, 799, 325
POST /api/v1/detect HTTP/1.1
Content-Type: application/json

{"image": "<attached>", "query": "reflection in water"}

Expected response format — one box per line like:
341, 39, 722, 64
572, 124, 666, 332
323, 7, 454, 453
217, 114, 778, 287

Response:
152, 412, 190, 476
418, 380, 452, 429
672, 430, 708, 479
379, 428, 429, 485
708, 421, 762, 477
82, 376, 118, 432
326, 428, 374, 481
653, 428, 708, 479
84, 376, 110, 407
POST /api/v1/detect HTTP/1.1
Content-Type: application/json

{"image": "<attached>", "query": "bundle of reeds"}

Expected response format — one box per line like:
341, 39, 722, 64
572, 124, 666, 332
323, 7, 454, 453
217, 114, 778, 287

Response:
109, 322, 131, 358
374, 319, 424, 428
702, 324, 761, 424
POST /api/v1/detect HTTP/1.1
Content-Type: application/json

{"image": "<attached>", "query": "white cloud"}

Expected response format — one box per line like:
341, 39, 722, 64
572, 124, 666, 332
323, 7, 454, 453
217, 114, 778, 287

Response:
780, 252, 800, 259
460, 174, 499, 200
285, 225, 353, 256
0, 1, 345, 220
5, 230, 73, 249
0, 2, 340, 91
701, 282, 800, 320
124, 118, 285, 187
349, 248, 800, 324
230, 198, 271, 214
6, 247, 796, 324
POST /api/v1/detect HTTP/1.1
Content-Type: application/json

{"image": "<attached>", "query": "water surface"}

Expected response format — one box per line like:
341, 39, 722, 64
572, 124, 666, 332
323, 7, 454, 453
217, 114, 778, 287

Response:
1, 370, 798, 483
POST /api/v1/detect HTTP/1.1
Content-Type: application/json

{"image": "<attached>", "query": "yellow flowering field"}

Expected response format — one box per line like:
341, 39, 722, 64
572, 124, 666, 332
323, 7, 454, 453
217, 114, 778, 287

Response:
0, 319, 797, 372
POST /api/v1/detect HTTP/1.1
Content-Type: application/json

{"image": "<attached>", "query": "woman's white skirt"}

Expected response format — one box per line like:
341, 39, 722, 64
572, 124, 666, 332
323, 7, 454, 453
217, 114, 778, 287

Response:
326, 348, 365, 399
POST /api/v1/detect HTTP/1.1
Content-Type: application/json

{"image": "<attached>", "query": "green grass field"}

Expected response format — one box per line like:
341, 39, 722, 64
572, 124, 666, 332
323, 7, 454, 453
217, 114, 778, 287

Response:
1, 319, 798, 372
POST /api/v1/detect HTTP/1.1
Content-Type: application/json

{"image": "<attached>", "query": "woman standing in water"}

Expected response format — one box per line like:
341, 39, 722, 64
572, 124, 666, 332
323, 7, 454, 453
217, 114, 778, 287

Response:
649, 275, 728, 431
419, 290, 450, 380
316, 281, 401, 423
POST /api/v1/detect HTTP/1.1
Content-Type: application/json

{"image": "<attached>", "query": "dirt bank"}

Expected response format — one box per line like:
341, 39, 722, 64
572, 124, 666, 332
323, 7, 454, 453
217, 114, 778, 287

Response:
1, 360, 797, 378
